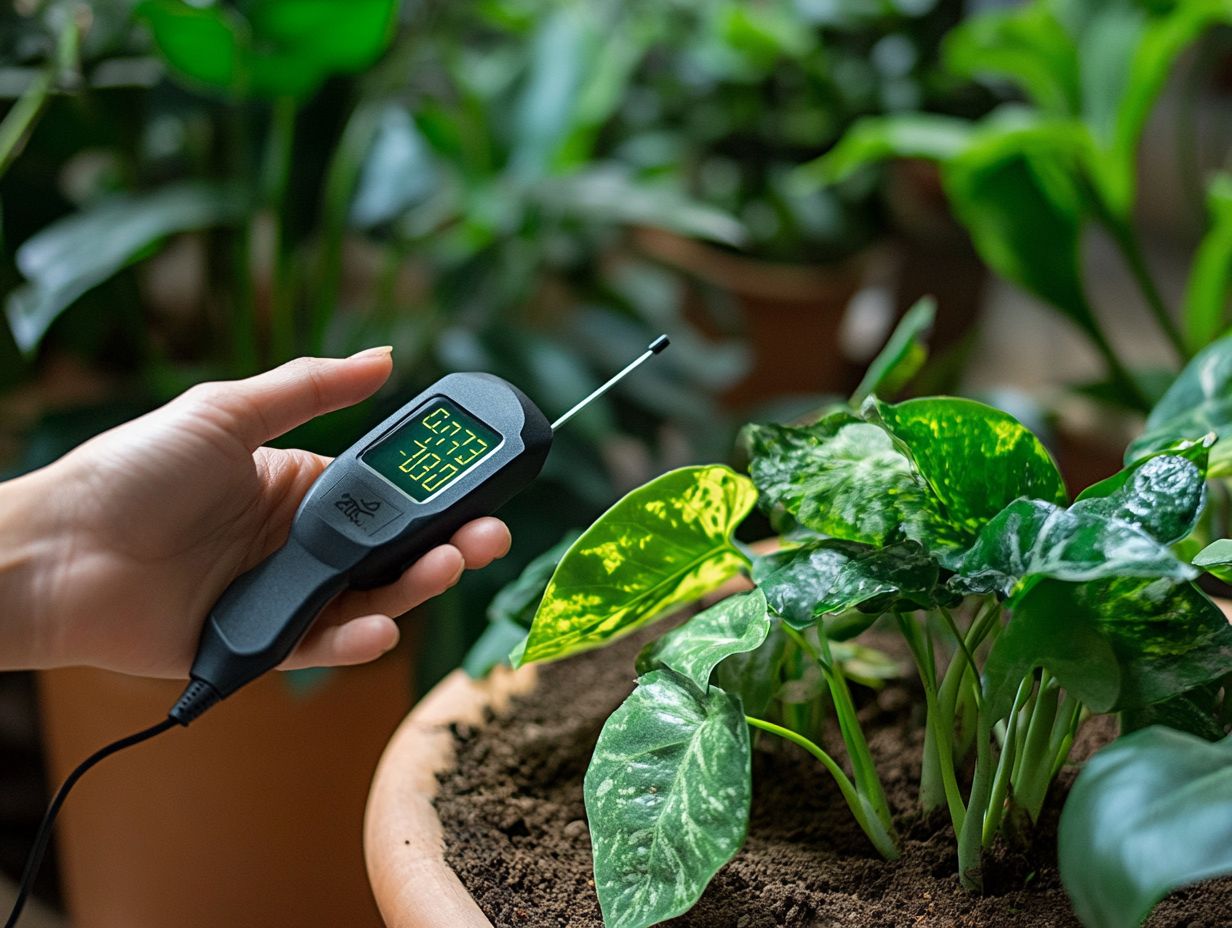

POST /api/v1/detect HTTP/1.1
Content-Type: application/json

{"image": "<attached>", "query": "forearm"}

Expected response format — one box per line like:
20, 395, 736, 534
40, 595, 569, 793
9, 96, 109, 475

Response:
0, 467, 65, 670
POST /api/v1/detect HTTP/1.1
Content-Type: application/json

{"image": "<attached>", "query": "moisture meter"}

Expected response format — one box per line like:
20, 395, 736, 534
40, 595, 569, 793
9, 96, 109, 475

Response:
170, 334, 670, 723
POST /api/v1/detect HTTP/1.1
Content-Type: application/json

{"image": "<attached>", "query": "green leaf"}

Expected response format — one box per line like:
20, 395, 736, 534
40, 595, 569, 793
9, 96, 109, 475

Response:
869, 396, 1067, 541
943, 4, 1080, 116
637, 589, 771, 690
1193, 538, 1232, 584
955, 498, 1195, 598
744, 412, 932, 547
1182, 173, 1232, 355
1071, 452, 1208, 545
760, 539, 939, 630
1127, 331, 1232, 463
939, 119, 1100, 343
139, 0, 398, 99
849, 297, 935, 406
461, 617, 530, 679
585, 669, 751, 928
713, 621, 788, 717
5, 182, 247, 355
517, 466, 756, 666
349, 105, 440, 229
487, 531, 582, 629
1121, 686, 1228, 742
985, 578, 1232, 719
802, 113, 973, 187
1059, 727, 1232, 928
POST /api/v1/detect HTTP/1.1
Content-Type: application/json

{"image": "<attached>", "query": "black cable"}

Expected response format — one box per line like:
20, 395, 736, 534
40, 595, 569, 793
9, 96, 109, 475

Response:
3, 717, 178, 928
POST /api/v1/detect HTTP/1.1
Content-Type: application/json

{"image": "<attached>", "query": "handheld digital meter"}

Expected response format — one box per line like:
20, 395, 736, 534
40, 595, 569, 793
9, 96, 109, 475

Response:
171, 335, 669, 722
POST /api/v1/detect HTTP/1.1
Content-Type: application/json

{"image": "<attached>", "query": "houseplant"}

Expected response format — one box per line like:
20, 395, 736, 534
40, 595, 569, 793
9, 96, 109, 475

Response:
373, 305, 1232, 928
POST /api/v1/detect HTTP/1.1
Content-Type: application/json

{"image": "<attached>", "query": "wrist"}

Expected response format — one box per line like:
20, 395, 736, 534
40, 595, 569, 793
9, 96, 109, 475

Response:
0, 466, 68, 670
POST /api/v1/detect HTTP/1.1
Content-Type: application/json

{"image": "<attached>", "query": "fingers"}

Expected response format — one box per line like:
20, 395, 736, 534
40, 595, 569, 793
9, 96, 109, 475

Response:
194, 348, 394, 450
278, 614, 400, 671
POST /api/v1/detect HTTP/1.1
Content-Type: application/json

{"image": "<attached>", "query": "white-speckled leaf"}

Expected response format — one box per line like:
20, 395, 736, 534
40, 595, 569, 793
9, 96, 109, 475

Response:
585, 669, 751, 928
517, 465, 757, 666
637, 589, 770, 688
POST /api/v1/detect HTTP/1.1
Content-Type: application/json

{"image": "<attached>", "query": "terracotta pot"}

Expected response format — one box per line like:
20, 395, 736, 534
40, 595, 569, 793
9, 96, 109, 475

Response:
38, 643, 414, 928
632, 228, 866, 406
364, 664, 538, 928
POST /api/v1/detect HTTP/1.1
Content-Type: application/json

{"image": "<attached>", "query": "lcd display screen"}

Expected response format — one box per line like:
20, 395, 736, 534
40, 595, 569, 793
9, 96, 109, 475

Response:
361, 399, 502, 502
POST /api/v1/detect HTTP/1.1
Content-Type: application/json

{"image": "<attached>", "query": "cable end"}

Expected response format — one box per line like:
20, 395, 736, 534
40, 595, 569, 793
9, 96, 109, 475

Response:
169, 679, 221, 727
648, 334, 670, 354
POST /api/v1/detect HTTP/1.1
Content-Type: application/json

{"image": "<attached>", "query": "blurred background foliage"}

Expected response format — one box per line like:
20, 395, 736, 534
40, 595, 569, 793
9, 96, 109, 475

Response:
2, 0, 1231, 686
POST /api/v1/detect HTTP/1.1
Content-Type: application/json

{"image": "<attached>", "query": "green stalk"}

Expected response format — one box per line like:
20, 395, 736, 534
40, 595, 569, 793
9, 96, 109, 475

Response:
1107, 213, 1187, 361
1046, 695, 1082, 781
1011, 673, 1062, 822
266, 95, 299, 361
230, 106, 259, 372
746, 716, 899, 861
982, 675, 1034, 848
958, 713, 994, 891
0, 8, 81, 180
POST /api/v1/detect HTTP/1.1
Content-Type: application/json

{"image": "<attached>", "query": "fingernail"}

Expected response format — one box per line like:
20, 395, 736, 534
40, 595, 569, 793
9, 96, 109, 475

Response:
349, 346, 393, 360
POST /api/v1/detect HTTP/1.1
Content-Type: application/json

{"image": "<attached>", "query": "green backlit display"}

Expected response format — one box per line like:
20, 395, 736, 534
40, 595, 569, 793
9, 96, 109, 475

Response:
361, 399, 502, 502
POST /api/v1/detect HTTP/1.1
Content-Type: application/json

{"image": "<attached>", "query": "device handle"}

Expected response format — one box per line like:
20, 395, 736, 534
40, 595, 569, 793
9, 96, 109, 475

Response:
188, 538, 350, 699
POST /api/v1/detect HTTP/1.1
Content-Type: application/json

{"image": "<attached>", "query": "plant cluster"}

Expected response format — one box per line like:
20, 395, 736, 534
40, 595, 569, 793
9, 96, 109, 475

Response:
487, 305, 1232, 928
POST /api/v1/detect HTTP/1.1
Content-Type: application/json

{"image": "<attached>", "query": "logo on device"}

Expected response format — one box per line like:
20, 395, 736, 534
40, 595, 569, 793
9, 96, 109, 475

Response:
335, 493, 381, 527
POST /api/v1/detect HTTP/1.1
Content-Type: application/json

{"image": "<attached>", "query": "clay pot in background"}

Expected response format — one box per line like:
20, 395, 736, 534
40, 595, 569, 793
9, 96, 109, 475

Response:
38, 643, 414, 928
633, 227, 866, 406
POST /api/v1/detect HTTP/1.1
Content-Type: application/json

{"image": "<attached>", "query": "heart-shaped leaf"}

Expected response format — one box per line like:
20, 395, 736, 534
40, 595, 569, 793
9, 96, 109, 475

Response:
761, 539, 939, 630
1128, 332, 1232, 465
868, 396, 1067, 542
586, 669, 751, 928
516, 466, 756, 666
849, 297, 935, 406
638, 589, 770, 690
954, 498, 1194, 598
744, 412, 932, 547
984, 578, 1232, 719
1059, 726, 1232, 928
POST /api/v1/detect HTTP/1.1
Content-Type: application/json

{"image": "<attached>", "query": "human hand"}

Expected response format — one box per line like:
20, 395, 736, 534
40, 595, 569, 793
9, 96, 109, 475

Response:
0, 349, 511, 677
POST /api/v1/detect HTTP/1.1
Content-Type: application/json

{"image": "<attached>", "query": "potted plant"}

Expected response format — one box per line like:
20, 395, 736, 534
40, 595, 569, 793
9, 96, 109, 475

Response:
367, 304, 1232, 927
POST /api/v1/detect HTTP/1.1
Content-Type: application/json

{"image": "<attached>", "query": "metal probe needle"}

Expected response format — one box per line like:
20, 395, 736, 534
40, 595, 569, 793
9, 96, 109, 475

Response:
551, 334, 670, 431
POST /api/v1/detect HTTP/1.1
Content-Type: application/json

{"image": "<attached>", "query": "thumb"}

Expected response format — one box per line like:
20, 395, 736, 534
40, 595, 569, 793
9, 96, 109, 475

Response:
200, 348, 394, 449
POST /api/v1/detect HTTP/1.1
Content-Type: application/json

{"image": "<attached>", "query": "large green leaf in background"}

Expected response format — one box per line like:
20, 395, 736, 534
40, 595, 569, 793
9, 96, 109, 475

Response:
983, 577, 1232, 719
1193, 538, 1232, 584
637, 588, 770, 689
760, 540, 938, 630
1127, 332, 1232, 466
744, 412, 931, 547
1059, 726, 1232, 928
139, 0, 398, 99
5, 182, 247, 355
869, 396, 1067, 541
585, 669, 751, 928
1182, 174, 1232, 355
802, 113, 973, 187
516, 466, 756, 666
954, 498, 1195, 598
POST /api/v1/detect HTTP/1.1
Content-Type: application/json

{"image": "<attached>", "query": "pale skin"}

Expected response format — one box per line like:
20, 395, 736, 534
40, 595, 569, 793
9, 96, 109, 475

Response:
0, 347, 511, 678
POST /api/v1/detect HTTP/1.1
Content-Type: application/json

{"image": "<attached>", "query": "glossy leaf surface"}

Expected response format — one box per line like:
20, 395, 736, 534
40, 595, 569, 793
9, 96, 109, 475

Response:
713, 621, 789, 717
517, 466, 756, 665
745, 413, 930, 547
1059, 727, 1232, 928
984, 578, 1232, 718
955, 499, 1193, 598
1193, 538, 1232, 584
586, 670, 751, 928
761, 540, 938, 629
870, 396, 1067, 540
1128, 332, 1232, 463
638, 589, 770, 690
1070, 453, 1206, 545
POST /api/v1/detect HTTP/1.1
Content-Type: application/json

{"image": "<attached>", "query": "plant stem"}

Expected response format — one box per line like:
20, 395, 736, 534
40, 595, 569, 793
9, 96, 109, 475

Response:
1107, 213, 1187, 361
0, 8, 81, 180
745, 716, 899, 861
230, 105, 259, 372
1011, 673, 1062, 822
982, 675, 1034, 848
958, 714, 994, 891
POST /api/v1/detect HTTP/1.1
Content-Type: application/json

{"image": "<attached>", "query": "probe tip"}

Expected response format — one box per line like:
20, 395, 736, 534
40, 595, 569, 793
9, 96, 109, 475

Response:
649, 334, 670, 354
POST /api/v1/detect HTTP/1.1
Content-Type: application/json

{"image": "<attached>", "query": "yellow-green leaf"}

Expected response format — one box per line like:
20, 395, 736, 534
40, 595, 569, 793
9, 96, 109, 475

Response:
516, 465, 756, 666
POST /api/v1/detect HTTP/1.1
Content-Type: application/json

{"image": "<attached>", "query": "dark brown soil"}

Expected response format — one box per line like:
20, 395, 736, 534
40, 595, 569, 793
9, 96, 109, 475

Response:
436, 621, 1232, 927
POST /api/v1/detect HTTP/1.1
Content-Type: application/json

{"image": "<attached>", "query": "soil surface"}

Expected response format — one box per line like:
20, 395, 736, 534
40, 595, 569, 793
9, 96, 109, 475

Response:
437, 621, 1232, 927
